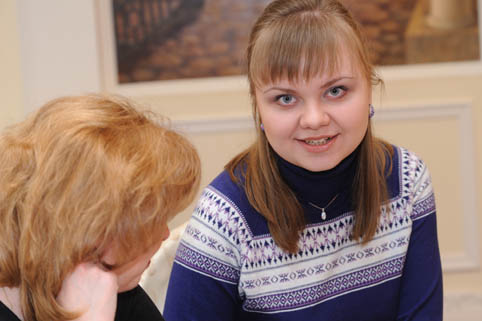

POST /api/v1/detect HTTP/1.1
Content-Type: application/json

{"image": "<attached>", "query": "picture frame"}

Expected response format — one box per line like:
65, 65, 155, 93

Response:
95, 0, 482, 96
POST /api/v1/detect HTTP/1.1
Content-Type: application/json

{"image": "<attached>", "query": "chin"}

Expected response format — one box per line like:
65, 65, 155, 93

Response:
118, 284, 137, 293
300, 159, 341, 173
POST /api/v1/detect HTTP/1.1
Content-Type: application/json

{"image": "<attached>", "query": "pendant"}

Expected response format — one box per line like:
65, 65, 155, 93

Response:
321, 208, 327, 220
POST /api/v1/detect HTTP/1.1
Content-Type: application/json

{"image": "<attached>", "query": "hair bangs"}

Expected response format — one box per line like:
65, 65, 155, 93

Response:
249, 13, 354, 88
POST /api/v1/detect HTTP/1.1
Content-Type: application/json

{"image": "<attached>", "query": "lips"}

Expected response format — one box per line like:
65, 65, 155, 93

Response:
302, 135, 337, 146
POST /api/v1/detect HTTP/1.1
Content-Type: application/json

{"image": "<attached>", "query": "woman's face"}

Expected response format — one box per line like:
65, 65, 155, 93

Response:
101, 224, 170, 293
255, 48, 370, 172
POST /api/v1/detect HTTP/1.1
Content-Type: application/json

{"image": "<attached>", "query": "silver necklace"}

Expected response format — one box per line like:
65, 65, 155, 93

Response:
308, 194, 339, 220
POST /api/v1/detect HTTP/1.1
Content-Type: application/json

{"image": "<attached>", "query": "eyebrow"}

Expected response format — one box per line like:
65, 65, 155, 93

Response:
263, 76, 354, 94
321, 76, 354, 88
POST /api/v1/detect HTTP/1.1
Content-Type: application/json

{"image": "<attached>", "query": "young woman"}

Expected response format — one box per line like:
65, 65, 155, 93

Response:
164, 0, 443, 320
0, 95, 201, 321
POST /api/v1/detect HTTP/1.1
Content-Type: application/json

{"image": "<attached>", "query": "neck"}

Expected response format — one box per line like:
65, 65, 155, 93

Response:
276, 146, 359, 202
276, 146, 360, 222
0, 286, 23, 320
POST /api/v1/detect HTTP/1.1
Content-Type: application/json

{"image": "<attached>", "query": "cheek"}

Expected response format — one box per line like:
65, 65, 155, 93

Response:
341, 103, 369, 133
258, 99, 278, 129
260, 110, 295, 139
115, 245, 159, 279
352, 111, 368, 132
262, 119, 295, 154
115, 255, 151, 286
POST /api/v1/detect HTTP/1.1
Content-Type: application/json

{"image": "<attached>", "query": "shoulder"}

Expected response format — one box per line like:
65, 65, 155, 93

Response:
174, 171, 251, 283
386, 145, 435, 220
390, 146, 432, 193
385, 145, 429, 192
197, 170, 270, 237
209, 170, 246, 203
394, 146, 429, 179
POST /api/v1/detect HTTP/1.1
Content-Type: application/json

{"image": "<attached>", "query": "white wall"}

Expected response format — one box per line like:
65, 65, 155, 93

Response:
0, 0, 25, 128
17, 0, 101, 113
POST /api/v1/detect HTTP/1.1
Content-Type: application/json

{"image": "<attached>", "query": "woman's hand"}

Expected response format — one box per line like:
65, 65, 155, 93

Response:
57, 262, 118, 321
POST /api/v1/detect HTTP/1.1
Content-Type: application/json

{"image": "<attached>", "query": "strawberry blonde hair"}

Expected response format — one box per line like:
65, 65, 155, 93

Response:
226, 0, 392, 253
0, 95, 200, 320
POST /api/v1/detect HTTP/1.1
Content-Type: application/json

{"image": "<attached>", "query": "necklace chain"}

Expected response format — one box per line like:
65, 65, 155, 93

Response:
308, 193, 339, 220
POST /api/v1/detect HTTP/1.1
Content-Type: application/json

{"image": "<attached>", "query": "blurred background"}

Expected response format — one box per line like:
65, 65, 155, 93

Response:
1, 0, 481, 319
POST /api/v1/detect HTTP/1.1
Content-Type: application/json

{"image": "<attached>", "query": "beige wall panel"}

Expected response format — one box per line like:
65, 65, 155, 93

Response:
374, 116, 464, 255
376, 74, 482, 293
136, 90, 252, 121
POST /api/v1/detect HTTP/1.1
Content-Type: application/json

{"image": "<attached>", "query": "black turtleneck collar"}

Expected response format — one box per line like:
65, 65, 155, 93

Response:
276, 146, 360, 221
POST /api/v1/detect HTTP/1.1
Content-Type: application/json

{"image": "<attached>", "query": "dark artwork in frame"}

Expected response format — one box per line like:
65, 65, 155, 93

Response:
112, 0, 480, 84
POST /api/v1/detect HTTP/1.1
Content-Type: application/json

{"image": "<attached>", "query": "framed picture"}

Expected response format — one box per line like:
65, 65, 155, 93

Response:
96, 0, 481, 94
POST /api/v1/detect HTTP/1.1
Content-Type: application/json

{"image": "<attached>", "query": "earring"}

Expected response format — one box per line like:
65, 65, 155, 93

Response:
260, 123, 265, 131
369, 104, 375, 119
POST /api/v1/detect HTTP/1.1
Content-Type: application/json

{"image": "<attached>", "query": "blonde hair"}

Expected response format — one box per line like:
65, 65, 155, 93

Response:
227, 0, 392, 253
0, 95, 200, 321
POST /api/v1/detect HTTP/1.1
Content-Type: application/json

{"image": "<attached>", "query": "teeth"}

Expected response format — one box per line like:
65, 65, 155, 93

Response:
305, 137, 331, 145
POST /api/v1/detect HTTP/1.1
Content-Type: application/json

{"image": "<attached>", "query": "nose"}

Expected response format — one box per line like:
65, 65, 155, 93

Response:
299, 101, 330, 129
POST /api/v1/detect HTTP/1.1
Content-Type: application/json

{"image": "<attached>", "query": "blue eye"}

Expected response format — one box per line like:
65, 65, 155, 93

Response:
326, 86, 347, 98
276, 94, 296, 105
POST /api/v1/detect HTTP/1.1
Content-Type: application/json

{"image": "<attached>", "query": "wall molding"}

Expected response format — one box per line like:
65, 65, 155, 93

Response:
174, 116, 253, 134
376, 103, 479, 272
174, 102, 480, 273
